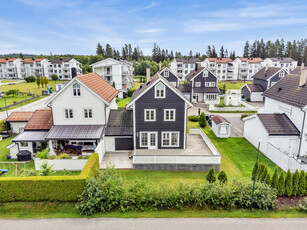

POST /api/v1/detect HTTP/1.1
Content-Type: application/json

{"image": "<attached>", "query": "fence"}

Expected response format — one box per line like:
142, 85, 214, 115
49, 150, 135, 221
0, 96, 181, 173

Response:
0, 92, 39, 110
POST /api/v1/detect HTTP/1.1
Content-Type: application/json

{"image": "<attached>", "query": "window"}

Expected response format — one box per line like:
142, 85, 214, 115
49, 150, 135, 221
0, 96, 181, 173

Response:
155, 83, 165, 98
73, 83, 81, 96
164, 109, 176, 121
190, 64, 194, 68
59, 70, 62, 73
164, 70, 169, 77
185, 70, 188, 74
185, 64, 188, 68
140, 132, 148, 147
203, 70, 208, 77
162, 132, 179, 147
21, 142, 28, 147
195, 82, 201, 87
65, 109, 73, 118
144, 109, 156, 121
54, 70, 57, 73
279, 71, 285, 78
84, 109, 93, 119
58, 64, 61, 68
205, 82, 215, 87
206, 94, 217, 100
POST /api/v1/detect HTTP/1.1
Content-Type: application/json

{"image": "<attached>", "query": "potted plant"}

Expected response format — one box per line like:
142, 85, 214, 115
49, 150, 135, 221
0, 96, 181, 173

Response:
6, 155, 11, 160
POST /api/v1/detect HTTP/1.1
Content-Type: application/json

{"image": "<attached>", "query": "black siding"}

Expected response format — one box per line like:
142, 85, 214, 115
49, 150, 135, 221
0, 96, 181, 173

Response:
253, 79, 268, 91
241, 85, 250, 99
192, 70, 217, 88
135, 82, 185, 149
160, 69, 178, 86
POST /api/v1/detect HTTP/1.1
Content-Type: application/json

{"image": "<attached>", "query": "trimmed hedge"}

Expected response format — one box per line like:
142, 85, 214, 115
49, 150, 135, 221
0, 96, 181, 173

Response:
0, 153, 99, 202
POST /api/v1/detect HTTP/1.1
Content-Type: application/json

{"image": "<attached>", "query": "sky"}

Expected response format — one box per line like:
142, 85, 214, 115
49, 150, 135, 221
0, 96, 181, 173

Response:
0, 0, 307, 56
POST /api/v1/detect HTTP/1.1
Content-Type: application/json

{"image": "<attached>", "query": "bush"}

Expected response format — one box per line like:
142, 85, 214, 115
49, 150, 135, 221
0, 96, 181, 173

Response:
57, 153, 71, 159
218, 171, 227, 184
240, 113, 255, 120
292, 170, 300, 196
278, 171, 285, 196
199, 112, 207, 127
20, 168, 38, 177
285, 170, 293, 196
5, 89, 19, 97
246, 98, 250, 102
0, 153, 99, 202
188, 115, 200, 122
206, 167, 216, 183
298, 198, 307, 213
271, 166, 279, 190
24, 76, 36, 82
298, 171, 306, 196
265, 172, 271, 185
127, 88, 135, 97
39, 161, 55, 176
35, 149, 50, 159
51, 74, 59, 82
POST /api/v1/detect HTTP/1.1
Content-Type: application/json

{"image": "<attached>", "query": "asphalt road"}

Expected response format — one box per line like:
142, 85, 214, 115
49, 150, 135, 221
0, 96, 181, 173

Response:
1, 218, 307, 230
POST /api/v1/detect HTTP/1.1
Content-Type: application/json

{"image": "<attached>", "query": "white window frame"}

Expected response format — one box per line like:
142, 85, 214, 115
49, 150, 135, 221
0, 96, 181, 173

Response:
164, 70, 169, 77
144, 109, 156, 121
155, 83, 166, 98
73, 83, 81, 96
161, 131, 180, 147
84, 108, 93, 119
205, 82, 216, 87
164, 109, 176, 121
279, 71, 285, 78
195, 82, 201, 87
139, 132, 157, 148
65, 109, 73, 119
206, 94, 217, 100
203, 70, 208, 77
140, 132, 148, 147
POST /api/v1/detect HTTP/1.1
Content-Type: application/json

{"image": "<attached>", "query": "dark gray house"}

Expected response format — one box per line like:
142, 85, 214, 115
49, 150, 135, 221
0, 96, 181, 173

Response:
241, 67, 287, 101
179, 66, 220, 108
159, 67, 180, 87
127, 73, 192, 150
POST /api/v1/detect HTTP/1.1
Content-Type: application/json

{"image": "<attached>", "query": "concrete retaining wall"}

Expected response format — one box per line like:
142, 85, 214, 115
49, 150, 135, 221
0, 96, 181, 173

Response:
133, 163, 220, 171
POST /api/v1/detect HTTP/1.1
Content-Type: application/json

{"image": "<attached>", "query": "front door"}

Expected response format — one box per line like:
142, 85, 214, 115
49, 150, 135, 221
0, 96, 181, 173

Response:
148, 132, 157, 149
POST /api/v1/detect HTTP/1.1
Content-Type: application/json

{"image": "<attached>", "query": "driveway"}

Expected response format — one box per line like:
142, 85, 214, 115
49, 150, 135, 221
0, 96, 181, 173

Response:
1, 218, 307, 230
101, 152, 133, 169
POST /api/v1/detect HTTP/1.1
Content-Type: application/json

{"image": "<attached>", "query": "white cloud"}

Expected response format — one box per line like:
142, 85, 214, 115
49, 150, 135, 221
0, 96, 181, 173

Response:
138, 28, 163, 33
130, 1, 158, 12
138, 39, 160, 43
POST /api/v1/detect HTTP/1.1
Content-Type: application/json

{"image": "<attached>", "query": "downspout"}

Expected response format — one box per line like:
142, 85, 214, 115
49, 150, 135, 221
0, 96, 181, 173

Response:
297, 109, 306, 158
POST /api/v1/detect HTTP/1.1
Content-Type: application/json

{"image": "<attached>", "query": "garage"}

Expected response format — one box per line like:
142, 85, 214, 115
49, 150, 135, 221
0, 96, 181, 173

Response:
115, 137, 133, 150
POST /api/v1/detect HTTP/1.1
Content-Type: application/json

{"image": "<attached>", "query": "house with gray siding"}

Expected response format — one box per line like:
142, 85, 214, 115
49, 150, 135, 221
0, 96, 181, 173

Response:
159, 67, 180, 87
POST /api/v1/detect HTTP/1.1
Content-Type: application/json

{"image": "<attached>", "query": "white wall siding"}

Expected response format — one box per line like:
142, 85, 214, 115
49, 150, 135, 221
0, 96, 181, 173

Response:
9, 122, 28, 134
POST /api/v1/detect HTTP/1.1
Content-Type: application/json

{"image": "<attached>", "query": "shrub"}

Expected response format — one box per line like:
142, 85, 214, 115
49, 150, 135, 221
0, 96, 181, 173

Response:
265, 172, 271, 185
20, 168, 38, 177
57, 153, 71, 159
51, 74, 59, 83
24, 76, 36, 82
36, 76, 41, 88
251, 161, 258, 181
35, 148, 50, 159
5, 89, 19, 97
271, 166, 279, 190
218, 171, 227, 184
292, 170, 300, 196
206, 168, 216, 183
298, 198, 307, 213
0, 153, 99, 202
199, 112, 207, 127
188, 115, 200, 122
127, 88, 135, 97
241, 113, 255, 120
39, 161, 55, 176
246, 97, 250, 102
298, 171, 306, 196
285, 170, 293, 196
278, 171, 285, 196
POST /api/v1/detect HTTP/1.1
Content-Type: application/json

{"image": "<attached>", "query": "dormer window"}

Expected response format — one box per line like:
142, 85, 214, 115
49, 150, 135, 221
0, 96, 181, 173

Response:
203, 70, 208, 77
164, 70, 169, 77
155, 83, 165, 98
279, 71, 285, 78
73, 83, 81, 96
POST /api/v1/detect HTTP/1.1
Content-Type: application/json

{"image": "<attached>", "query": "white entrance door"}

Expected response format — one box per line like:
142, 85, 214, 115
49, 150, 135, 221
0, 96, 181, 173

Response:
148, 132, 157, 149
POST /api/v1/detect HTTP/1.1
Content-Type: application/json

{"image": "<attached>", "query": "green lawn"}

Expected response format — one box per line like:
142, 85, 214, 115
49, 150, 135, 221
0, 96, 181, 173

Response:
0, 94, 35, 108
132, 82, 141, 90
0, 202, 306, 218
1, 80, 19, 83
218, 81, 252, 90
117, 97, 131, 108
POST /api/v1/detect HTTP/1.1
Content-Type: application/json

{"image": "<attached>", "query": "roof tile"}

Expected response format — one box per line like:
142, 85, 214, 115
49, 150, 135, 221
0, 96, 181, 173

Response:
25, 110, 53, 130
6, 111, 34, 122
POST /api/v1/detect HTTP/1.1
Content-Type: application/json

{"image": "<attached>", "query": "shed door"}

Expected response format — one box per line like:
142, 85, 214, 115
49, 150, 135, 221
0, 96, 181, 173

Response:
115, 138, 133, 150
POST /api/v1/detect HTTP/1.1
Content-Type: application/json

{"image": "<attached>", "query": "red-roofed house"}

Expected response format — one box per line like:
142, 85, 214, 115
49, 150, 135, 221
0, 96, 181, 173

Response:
233, 57, 264, 80
6, 111, 34, 133
211, 115, 231, 138
0, 58, 23, 79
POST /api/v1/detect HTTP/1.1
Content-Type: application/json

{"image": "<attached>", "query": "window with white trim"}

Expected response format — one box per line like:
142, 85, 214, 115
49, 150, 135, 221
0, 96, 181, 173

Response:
73, 83, 81, 96
279, 71, 285, 78
155, 83, 165, 98
205, 82, 215, 87
65, 109, 73, 118
162, 132, 179, 147
144, 109, 156, 121
84, 109, 93, 119
164, 70, 169, 77
206, 94, 217, 100
140, 132, 148, 147
195, 82, 201, 87
203, 70, 208, 77
164, 109, 176, 121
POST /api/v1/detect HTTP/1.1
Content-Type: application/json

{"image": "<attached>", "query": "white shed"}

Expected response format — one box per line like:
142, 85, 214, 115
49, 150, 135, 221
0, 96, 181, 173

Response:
224, 89, 242, 106
211, 115, 231, 138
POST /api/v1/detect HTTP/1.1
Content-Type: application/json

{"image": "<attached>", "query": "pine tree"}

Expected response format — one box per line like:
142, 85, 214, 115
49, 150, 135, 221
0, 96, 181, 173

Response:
199, 112, 207, 127
220, 46, 224, 58
96, 43, 104, 56
292, 170, 300, 196
305, 173, 307, 195
243, 41, 250, 57
218, 171, 227, 184
298, 171, 306, 196
212, 46, 217, 58
225, 49, 228, 58
265, 172, 271, 185
278, 171, 285, 196
206, 46, 212, 57
251, 161, 258, 181
271, 166, 279, 190
206, 167, 216, 183
260, 165, 268, 183
285, 170, 293, 196
189, 50, 193, 58
256, 163, 265, 181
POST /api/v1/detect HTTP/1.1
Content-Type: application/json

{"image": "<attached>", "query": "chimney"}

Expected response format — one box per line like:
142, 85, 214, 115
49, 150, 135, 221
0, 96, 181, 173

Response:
299, 63, 307, 87
265, 64, 269, 72
146, 68, 151, 82
159, 62, 161, 70
195, 63, 198, 71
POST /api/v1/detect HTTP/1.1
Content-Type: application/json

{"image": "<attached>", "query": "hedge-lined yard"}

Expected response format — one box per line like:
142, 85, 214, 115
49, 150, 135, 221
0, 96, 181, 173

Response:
0, 153, 99, 202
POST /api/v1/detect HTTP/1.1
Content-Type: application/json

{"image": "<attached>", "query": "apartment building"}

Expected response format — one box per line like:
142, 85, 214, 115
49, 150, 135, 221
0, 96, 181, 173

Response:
201, 58, 235, 81
263, 57, 297, 73
169, 58, 201, 80
91, 58, 134, 98
0, 57, 82, 80
232, 58, 264, 80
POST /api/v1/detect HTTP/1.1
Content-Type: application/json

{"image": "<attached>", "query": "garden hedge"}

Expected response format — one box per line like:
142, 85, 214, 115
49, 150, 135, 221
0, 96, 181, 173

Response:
0, 153, 99, 202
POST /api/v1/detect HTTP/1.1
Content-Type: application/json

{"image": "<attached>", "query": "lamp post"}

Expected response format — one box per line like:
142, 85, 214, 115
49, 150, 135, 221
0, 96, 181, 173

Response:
250, 140, 263, 211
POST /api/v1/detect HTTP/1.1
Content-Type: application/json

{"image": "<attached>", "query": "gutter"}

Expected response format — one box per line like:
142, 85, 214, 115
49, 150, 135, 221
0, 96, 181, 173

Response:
297, 108, 306, 158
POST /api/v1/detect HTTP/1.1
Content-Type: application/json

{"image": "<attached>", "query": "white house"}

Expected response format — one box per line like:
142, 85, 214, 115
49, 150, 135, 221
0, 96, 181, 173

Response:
233, 58, 264, 80
201, 58, 235, 81
22, 58, 51, 78
0, 58, 23, 79
224, 89, 241, 106
169, 57, 201, 80
244, 65, 307, 172
263, 57, 297, 73
6, 111, 34, 134
211, 115, 231, 138
49, 58, 82, 80
91, 58, 134, 98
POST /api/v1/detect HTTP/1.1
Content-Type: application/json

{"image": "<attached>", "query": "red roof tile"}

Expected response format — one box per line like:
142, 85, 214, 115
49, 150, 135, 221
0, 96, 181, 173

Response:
0, 58, 18, 63
25, 110, 53, 130
22, 58, 45, 63
6, 111, 34, 122
238, 58, 263, 63
77, 72, 118, 103
207, 58, 232, 63
212, 115, 230, 125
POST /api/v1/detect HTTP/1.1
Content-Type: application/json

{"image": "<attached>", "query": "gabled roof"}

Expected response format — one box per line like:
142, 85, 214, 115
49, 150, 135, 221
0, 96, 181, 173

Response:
257, 113, 300, 136
128, 73, 192, 108
252, 67, 282, 80
178, 83, 191, 93
262, 73, 307, 108
238, 57, 263, 63
50, 58, 72, 63
77, 73, 118, 103
267, 57, 295, 63
212, 115, 231, 125
186, 66, 206, 81
0, 58, 18, 63
290, 66, 302, 75
22, 58, 46, 63
243, 84, 264, 92
174, 57, 200, 63
6, 111, 34, 122
207, 58, 232, 63
105, 109, 133, 136
25, 110, 53, 130
159, 67, 180, 80
91, 57, 132, 67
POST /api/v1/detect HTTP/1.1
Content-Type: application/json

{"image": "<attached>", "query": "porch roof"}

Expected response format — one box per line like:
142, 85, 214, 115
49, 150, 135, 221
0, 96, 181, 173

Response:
45, 125, 105, 140
12, 131, 48, 142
